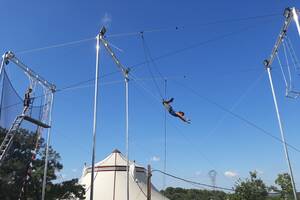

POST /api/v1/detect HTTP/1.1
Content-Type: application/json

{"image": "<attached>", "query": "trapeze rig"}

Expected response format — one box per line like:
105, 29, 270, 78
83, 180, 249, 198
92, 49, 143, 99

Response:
0, 51, 56, 200
99, 27, 131, 200
264, 7, 300, 98
1, 51, 56, 91
263, 7, 299, 200
89, 27, 131, 200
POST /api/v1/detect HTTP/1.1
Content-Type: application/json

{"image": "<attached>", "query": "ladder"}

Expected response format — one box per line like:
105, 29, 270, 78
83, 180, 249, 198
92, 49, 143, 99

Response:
0, 115, 25, 163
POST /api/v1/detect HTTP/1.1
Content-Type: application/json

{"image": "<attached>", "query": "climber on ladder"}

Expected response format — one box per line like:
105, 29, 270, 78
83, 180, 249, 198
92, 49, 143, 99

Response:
163, 98, 191, 124
23, 87, 32, 114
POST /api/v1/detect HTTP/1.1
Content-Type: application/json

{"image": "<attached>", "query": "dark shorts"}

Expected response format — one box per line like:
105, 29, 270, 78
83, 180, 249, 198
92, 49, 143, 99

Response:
169, 109, 177, 117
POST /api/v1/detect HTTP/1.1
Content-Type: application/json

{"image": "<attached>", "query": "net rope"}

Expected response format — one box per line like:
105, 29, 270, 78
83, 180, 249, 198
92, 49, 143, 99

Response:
0, 67, 52, 198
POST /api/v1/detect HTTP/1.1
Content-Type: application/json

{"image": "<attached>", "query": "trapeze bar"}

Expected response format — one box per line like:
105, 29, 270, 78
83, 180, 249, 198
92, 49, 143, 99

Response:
22, 115, 51, 128
286, 90, 300, 99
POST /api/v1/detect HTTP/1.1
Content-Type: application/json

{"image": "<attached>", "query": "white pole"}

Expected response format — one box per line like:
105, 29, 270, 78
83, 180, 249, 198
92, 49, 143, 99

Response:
41, 93, 54, 200
266, 67, 298, 200
0, 53, 7, 77
125, 71, 130, 200
163, 79, 167, 196
97, 27, 130, 199
90, 34, 100, 200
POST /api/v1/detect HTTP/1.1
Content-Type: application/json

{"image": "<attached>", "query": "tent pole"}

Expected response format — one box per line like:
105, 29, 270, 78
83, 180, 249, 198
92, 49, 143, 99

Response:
125, 71, 130, 200
41, 93, 54, 200
266, 67, 298, 200
90, 34, 100, 200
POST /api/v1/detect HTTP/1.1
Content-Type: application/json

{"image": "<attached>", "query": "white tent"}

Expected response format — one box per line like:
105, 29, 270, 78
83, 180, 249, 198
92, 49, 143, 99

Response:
79, 149, 169, 200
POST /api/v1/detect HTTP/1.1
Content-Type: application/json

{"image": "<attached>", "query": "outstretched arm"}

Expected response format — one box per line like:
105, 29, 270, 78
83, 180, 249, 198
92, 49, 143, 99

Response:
164, 97, 174, 104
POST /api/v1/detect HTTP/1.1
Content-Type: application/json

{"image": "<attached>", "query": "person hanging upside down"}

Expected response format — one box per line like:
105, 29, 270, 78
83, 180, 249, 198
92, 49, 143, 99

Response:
162, 98, 191, 124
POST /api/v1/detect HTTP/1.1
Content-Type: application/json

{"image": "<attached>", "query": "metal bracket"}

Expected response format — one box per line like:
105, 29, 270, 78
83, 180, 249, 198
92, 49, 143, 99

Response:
100, 26, 107, 37
263, 59, 271, 70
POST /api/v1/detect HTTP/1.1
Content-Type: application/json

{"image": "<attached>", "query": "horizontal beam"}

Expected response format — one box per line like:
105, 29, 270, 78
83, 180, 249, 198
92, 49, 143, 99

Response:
3, 51, 56, 91
98, 27, 129, 77
264, 7, 294, 69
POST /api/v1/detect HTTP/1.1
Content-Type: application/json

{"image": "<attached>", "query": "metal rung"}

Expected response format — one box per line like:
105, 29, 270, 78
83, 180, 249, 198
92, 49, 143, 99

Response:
0, 113, 50, 164
0, 115, 25, 163
0, 111, 50, 165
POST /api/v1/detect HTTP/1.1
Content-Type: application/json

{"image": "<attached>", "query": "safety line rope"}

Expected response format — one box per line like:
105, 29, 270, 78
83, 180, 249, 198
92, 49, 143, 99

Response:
173, 81, 300, 153
12, 13, 279, 56
276, 52, 289, 88
286, 36, 300, 71
282, 41, 292, 90
140, 33, 164, 99
152, 169, 234, 191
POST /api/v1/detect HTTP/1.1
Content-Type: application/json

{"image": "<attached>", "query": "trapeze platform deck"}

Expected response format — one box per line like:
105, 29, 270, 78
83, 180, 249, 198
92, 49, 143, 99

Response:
22, 115, 50, 128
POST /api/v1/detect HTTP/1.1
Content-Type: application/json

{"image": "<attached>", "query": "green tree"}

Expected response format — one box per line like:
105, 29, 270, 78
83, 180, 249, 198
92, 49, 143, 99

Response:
161, 187, 227, 200
46, 178, 85, 199
230, 171, 268, 200
272, 173, 294, 200
0, 127, 85, 199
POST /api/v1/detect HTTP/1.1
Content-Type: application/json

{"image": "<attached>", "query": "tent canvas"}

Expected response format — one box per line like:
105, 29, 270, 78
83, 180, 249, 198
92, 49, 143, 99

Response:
79, 149, 169, 200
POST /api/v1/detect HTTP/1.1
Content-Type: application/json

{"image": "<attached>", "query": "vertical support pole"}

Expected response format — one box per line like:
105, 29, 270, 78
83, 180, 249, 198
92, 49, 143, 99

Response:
147, 165, 152, 200
90, 34, 100, 200
266, 66, 298, 200
163, 79, 167, 194
41, 93, 54, 200
97, 27, 131, 199
0, 54, 6, 119
125, 71, 130, 200
0, 54, 6, 77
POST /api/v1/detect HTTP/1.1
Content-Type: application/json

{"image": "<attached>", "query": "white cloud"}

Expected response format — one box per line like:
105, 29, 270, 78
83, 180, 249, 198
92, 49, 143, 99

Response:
224, 171, 238, 178
101, 13, 112, 27
151, 156, 160, 162
72, 168, 77, 173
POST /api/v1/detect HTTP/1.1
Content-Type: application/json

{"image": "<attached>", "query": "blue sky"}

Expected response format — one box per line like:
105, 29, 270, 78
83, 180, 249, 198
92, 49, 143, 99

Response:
1, 0, 300, 191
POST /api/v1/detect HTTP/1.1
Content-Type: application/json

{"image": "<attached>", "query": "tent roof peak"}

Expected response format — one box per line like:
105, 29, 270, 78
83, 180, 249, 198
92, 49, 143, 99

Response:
112, 149, 121, 153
